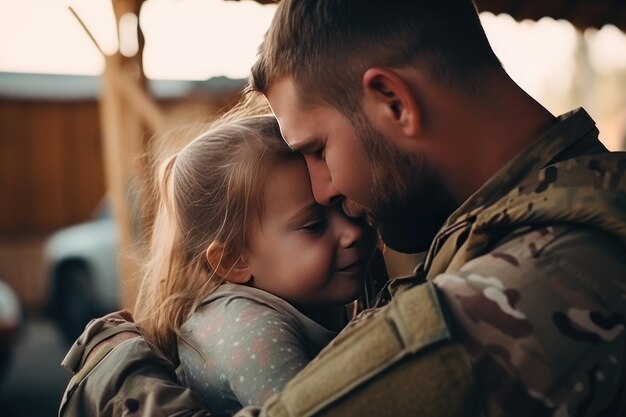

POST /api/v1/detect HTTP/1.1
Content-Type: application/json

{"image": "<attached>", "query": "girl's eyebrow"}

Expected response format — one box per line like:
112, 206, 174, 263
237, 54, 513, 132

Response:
287, 202, 319, 223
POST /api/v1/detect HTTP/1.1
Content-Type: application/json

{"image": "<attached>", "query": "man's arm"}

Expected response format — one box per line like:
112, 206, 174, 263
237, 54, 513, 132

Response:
59, 311, 217, 417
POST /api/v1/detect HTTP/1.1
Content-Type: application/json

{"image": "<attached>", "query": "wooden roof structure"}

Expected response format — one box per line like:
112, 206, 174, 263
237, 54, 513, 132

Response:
240, 0, 626, 32
474, 0, 626, 32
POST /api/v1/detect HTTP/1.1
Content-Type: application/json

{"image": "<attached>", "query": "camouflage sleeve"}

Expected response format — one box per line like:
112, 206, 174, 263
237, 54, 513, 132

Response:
433, 225, 626, 417
59, 311, 217, 417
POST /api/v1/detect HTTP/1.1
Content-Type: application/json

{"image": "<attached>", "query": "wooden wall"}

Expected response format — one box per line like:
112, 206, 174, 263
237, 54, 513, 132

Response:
0, 98, 106, 235
0, 92, 236, 309
0, 98, 106, 308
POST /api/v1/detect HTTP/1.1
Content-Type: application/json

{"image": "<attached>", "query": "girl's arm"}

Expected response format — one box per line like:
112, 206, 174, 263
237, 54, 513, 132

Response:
181, 298, 313, 408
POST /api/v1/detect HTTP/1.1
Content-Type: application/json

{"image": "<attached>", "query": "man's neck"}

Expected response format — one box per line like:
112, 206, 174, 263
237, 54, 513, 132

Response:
432, 72, 557, 204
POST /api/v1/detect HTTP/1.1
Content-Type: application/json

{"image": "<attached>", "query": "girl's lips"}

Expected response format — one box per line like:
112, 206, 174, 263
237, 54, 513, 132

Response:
336, 257, 366, 272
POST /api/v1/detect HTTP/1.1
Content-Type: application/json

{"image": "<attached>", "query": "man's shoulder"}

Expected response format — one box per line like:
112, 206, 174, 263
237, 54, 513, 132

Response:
432, 222, 626, 415
460, 223, 626, 281
434, 222, 626, 342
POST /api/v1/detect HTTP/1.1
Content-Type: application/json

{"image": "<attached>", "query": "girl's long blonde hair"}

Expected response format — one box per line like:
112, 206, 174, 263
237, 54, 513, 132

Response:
134, 103, 297, 363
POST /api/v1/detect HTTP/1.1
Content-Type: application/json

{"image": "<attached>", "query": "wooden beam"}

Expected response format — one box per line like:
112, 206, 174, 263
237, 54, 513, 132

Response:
107, 64, 163, 133
71, 1, 166, 311
100, 53, 140, 311
102, 0, 151, 311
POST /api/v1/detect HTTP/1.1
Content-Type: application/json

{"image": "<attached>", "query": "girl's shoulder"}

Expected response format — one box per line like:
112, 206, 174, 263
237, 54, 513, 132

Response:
183, 283, 296, 334
198, 283, 291, 316
179, 285, 307, 368
183, 283, 338, 348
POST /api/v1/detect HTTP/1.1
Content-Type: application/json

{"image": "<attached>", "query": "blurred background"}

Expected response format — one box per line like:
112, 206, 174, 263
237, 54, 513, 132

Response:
0, 1, 625, 416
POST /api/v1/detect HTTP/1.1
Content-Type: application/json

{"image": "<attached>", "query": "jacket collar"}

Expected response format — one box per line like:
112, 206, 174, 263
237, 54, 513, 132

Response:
418, 108, 613, 281
447, 108, 602, 227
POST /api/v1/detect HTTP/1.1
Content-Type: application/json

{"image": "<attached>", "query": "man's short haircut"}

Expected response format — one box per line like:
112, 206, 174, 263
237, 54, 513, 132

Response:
250, 0, 502, 113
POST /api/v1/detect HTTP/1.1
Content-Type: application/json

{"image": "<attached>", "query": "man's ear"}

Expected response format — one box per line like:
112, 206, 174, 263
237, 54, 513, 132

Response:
206, 241, 252, 284
361, 67, 420, 138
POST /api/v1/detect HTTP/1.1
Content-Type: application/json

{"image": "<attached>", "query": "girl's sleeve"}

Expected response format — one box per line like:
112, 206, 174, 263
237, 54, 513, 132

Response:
191, 298, 313, 407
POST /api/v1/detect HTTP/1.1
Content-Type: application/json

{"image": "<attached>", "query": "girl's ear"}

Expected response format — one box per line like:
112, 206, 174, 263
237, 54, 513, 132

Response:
361, 67, 421, 139
206, 241, 252, 284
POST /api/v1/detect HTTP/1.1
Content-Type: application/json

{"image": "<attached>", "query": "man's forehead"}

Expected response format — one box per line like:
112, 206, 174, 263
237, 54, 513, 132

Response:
281, 134, 295, 151
277, 118, 304, 152
268, 108, 296, 147
265, 78, 300, 114
265, 81, 313, 146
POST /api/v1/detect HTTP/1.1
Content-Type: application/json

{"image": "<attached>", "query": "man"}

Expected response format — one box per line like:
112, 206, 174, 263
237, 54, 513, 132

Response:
60, 1, 626, 416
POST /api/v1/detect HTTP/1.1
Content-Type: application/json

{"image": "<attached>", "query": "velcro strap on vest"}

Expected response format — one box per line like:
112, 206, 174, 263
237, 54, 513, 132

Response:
264, 281, 454, 417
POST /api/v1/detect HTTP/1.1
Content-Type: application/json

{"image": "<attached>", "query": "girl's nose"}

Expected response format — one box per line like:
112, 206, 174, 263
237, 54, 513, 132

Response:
337, 214, 364, 249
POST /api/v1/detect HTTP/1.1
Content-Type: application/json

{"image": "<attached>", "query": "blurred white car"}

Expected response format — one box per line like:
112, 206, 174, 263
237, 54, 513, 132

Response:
0, 280, 20, 388
44, 201, 119, 344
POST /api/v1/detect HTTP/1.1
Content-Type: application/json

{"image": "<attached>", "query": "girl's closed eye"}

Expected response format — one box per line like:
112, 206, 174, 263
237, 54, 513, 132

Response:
301, 218, 327, 234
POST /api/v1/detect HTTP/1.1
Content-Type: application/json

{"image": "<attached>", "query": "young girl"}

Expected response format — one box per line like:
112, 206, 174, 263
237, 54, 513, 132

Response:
134, 113, 380, 415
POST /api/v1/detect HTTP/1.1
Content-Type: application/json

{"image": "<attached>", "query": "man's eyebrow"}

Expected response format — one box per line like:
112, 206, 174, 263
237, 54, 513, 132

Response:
285, 138, 319, 153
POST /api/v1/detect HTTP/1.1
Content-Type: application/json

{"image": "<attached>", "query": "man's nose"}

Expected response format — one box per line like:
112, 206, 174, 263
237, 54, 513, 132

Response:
305, 156, 341, 206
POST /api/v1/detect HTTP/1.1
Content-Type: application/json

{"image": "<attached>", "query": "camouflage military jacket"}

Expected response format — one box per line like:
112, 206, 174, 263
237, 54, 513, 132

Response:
59, 311, 217, 417
421, 107, 626, 416
255, 108, 626, 417
60, 108, 626, 417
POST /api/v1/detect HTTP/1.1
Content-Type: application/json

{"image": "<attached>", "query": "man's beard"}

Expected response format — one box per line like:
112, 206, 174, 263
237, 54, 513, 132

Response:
351, 116, 456, 253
